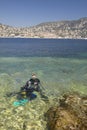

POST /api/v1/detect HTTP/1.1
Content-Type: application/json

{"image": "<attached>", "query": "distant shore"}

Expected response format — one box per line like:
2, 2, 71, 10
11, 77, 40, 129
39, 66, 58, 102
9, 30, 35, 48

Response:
0, 37, 87, 40
0, 17, 87, 40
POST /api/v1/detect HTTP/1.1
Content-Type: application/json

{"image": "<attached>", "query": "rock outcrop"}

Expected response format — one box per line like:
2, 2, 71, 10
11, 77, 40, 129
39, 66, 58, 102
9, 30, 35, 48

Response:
45, 93, 87, 130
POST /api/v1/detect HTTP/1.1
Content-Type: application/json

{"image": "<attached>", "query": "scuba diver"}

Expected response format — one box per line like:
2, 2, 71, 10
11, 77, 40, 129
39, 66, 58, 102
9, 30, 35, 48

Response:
13, 73, 48, 106
26, 73, 40, 92
6, 73, 48, 106
20, 73, 41, 99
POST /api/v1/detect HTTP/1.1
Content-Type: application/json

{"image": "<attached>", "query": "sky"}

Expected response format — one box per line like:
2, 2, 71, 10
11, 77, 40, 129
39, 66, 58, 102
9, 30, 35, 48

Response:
0, 0, 87, 27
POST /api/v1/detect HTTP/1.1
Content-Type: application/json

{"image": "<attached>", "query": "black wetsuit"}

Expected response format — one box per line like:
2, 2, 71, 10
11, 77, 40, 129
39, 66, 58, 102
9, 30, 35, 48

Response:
28, 78, 40, 91
21, 78, 47, 100
21, 78, 40, 95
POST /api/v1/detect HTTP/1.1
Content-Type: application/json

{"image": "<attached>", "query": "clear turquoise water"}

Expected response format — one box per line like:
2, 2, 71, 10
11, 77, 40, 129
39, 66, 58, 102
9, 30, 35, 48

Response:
0, 57, 87, 96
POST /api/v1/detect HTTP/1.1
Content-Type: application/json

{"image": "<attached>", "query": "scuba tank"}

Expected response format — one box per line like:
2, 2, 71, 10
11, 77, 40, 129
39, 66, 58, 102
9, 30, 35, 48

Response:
21, 90, 27, 98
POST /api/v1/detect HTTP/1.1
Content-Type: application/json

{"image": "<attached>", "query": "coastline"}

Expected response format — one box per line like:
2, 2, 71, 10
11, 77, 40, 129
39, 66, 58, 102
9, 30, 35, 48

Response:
0, 17, 87, 41
0, 36, 87, 40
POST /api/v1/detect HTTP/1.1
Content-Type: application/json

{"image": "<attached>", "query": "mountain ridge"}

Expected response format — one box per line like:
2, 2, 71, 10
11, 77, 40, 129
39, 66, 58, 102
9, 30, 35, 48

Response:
0, 17, 87, 39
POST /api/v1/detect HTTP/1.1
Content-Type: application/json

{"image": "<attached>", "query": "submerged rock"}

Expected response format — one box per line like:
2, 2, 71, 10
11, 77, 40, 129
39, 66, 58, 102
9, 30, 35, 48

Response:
45, 93, 87, 130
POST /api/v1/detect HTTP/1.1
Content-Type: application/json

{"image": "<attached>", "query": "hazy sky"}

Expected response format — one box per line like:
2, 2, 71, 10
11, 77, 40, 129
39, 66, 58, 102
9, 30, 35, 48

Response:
0, 0, 87, 27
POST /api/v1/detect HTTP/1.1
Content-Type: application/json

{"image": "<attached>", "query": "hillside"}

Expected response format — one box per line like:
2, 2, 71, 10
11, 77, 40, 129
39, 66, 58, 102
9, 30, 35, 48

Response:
0, 17, 87, 39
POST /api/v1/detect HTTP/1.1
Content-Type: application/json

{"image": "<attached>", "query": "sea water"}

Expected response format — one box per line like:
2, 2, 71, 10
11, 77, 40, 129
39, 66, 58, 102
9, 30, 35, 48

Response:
0, 38, 87, 95
0, 38, 87, 130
